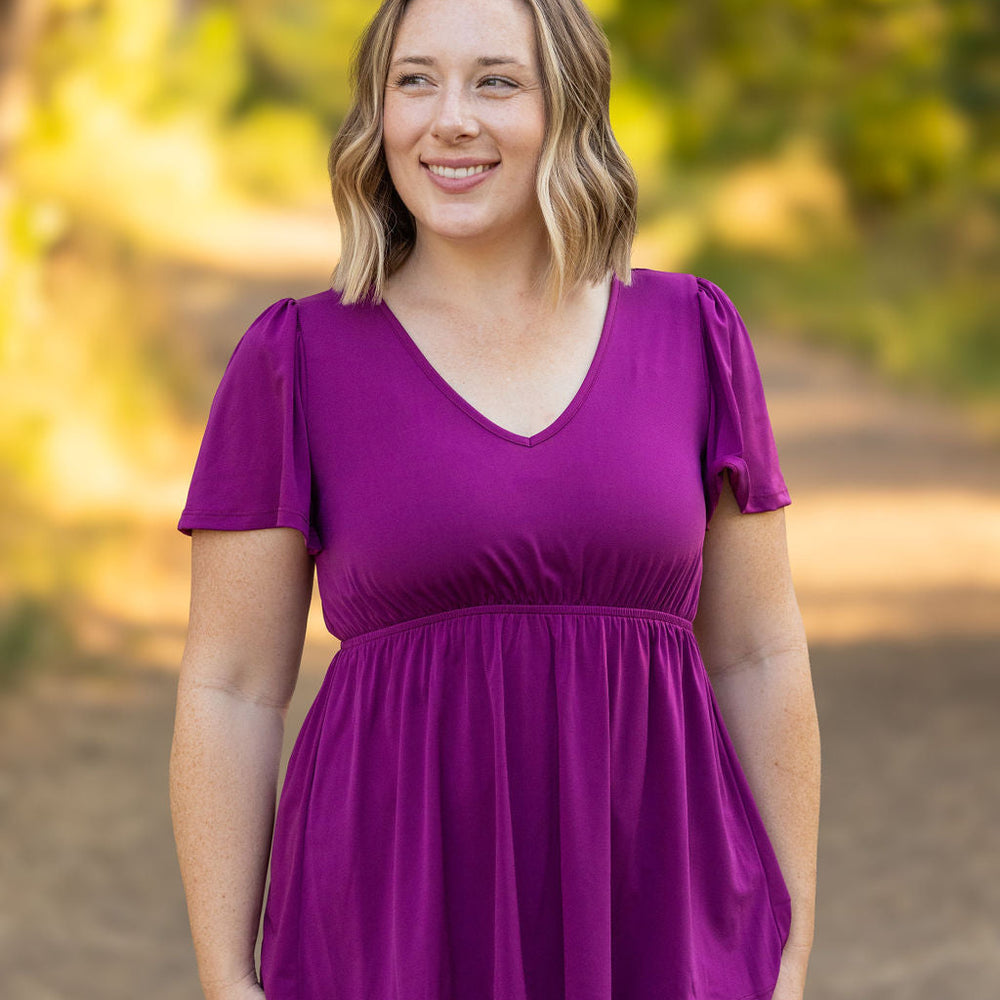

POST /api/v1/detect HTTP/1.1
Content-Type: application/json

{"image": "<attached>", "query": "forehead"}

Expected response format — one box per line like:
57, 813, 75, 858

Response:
392, 0, 538, 61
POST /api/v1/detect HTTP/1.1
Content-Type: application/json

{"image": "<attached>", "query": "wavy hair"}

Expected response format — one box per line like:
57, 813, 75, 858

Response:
329, 0, 637, 304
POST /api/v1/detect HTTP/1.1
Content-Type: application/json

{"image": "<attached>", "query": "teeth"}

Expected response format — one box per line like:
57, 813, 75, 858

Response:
428, 163, 494, 179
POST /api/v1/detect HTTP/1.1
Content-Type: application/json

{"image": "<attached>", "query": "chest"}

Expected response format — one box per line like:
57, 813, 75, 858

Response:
382, 295, 610, 440
299, 285, 712, 634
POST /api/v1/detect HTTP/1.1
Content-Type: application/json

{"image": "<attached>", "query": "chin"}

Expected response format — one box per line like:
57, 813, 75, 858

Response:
423, 217, 502, 243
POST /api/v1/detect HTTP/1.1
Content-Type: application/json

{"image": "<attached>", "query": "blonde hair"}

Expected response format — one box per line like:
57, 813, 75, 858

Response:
329, 0, 637, 304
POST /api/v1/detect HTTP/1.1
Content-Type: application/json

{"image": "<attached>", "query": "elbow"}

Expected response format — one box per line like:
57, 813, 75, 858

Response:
699, 616, 810, 681
179, 641, 299, 713
179, 672, 293, 712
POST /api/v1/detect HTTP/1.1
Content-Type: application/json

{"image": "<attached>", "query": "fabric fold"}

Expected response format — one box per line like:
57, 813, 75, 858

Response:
697, 277, 791, 522
260, 610, 790, 999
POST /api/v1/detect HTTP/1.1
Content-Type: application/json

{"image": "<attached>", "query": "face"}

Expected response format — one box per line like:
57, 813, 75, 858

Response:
382, 0, 547, 249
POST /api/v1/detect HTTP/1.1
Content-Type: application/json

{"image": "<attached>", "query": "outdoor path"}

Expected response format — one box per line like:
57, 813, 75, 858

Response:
1, 270, 998, 999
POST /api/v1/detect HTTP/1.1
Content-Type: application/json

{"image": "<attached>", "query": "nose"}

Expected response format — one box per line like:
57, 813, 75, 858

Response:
431, 83, 480, 143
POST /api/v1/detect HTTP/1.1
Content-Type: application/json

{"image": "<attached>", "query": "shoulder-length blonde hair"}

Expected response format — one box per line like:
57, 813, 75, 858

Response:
329, 0, 637, 305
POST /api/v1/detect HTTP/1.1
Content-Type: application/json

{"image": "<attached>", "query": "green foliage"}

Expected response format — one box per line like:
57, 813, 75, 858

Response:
238, 0, 381, 124
159, 4, 248, 120
836, 92, 969, 204
604, 0, 995, 212
221, 102, 330, 205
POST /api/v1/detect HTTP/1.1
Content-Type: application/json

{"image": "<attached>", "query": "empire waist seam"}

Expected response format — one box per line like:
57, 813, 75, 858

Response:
338, 603, 695, 650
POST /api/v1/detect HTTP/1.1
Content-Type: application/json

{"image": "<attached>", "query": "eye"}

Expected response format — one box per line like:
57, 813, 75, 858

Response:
391, 72, 433, 89
479, 76, 517, 90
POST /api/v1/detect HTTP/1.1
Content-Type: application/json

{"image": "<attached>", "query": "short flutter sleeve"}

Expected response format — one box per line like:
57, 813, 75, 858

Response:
177, 298, 320, 554
698, 277, 790, 523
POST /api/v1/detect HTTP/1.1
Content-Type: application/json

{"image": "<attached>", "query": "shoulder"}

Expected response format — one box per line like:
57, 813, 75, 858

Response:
623, 268, 742, 311
234, 289, 382, 362
224, 298, 299, 374
292, 287, 381, 325
621, 268, 744, 319
620, 270, 765, 397
619, 270, 750, 352
622, 267, 697, 302
275, 287, 387, 350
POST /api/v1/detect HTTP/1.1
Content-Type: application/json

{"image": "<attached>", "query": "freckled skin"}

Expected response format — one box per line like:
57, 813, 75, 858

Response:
170, 528, 313, 1000
695, 479, 820, 997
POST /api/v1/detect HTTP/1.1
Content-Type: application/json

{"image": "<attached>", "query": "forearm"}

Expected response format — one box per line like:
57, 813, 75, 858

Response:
708, 642, 820, 955
169, 674, 286, 998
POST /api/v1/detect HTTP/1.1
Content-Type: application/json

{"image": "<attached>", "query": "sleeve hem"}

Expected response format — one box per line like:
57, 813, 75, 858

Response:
706, 454, 791, 523
177, 507, 320, 555
741, 489, 792, 513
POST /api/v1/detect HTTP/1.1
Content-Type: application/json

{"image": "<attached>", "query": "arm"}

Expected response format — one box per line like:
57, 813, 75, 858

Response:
693, 474, 820, 998
169, 528, 314, 1000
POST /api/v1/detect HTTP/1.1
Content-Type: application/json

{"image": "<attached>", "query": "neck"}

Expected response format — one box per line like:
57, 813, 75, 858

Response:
391, 224, 555, 312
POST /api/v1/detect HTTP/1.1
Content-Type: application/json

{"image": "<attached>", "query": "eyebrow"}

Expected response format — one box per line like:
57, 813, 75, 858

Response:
390, 55, 528, 69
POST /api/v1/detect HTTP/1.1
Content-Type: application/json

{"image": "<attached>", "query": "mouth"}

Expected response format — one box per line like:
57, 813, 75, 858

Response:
423, 162, 499, 180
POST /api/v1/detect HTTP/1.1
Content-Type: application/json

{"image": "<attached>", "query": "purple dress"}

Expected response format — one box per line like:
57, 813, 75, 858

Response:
178, 269, 792, 1000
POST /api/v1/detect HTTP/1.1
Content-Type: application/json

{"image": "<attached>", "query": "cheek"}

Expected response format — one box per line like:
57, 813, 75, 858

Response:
506, 101, 546, 160
383, 152, 416, 209
382, 99, 418, 152
515, 125, 546, 171
382, 112, 416, 188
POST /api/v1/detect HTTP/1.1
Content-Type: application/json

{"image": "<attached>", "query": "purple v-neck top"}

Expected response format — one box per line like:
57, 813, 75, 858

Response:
179, 269, 792, 999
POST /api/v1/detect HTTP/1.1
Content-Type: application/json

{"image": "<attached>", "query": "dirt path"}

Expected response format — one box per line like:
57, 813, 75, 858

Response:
1, 270, 998, 999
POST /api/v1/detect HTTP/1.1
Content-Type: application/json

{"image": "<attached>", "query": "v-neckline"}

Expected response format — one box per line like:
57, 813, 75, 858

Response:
378, 276, 620, 448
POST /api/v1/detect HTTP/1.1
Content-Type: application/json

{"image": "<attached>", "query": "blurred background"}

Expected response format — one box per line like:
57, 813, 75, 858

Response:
0, 1, 997, 998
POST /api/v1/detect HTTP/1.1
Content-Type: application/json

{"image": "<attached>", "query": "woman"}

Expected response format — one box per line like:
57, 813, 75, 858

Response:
170, 0, 820, 998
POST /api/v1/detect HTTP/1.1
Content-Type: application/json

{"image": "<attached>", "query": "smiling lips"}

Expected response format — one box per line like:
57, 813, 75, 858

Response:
422, 160, 499, 190
427, 162, 496, 179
